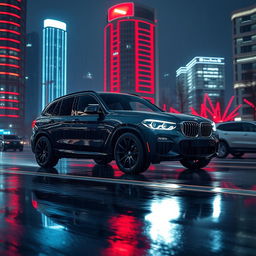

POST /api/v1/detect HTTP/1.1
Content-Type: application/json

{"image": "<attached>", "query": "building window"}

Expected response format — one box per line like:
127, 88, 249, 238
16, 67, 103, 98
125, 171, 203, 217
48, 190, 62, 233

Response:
241, 45, 252, 53
240, 25, 251, 33
241, 15, 251, 22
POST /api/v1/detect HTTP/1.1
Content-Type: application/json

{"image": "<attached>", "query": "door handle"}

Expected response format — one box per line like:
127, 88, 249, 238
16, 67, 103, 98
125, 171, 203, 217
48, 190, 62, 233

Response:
72, 118, 80, 123
244, 133, 248, 136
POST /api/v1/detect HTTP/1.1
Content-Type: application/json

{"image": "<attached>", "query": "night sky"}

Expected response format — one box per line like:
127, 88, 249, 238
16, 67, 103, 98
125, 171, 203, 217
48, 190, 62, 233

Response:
27, 0, 256, 103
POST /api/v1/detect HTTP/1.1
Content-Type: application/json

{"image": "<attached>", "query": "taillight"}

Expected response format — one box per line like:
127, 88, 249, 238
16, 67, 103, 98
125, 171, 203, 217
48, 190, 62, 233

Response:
32, 120, 37, 128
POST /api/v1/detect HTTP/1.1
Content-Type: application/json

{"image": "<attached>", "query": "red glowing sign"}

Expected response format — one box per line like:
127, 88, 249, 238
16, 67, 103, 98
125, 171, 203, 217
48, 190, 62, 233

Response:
108, 3, 134, 22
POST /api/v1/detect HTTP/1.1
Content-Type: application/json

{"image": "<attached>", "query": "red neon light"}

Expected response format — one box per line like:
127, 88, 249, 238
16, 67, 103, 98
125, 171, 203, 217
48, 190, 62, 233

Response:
135, 20, 155, 96
0, 63, 20, 68
0, 3, 21, 11
0, 91, 19, 95
244, 99, 256, 111
0, 29, 21, 35
0, 107, 19, 110
0, 20, 20, 27
0, 99, 19, 102
0, 72, 20, 77
0, 114, 19, 118
164, 94, 244, 123
108, 3, 134, 22
0, 55, 20, 60
104, 24, 108, 92
105, 16, 155, 101
0, 12, 21, 19
0, 46, 20, 52
0, 38, 20, 44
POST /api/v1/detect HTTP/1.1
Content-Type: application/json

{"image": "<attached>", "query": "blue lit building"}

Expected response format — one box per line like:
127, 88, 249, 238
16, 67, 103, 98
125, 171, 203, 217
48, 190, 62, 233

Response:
42, 19, 67, 109
176, 57, 225, 113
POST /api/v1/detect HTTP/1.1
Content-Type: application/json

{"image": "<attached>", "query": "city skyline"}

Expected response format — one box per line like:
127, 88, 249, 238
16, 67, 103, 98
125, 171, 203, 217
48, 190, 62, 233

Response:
27, 0, 256, 100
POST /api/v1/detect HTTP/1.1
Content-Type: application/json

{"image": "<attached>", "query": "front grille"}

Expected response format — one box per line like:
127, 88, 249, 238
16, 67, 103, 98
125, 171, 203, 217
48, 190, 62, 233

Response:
201, 123, 212, 136
181, 122, 199, 137
180, 140, 217, 156
181, 122, 212, 137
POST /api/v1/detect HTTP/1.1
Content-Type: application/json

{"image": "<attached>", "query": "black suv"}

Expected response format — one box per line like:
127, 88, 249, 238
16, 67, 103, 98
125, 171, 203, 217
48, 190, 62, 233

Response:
31, 91, 218, 173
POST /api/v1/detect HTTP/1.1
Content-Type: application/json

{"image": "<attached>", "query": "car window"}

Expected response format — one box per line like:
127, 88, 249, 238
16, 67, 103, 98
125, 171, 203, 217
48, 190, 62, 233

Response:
75, 95, 99, 115
43, 102, 58, 116
217, 123, 243, 131
242, 123, 256, 132
59, 97, 75, 116
99, 93, 161, 112
53, 100, 61, 116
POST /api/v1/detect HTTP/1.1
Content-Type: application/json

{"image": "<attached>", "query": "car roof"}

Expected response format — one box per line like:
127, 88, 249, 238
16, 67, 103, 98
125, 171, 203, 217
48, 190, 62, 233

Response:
52, 91, 138, 102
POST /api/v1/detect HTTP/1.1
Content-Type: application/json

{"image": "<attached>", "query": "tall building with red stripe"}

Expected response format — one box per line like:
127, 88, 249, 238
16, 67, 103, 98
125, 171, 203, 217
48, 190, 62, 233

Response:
0, 0, 26, 135
104, 2, 157, 104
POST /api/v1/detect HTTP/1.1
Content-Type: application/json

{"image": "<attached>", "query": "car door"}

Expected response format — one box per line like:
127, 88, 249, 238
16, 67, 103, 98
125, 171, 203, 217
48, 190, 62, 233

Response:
50, 96, 76, 150
225, 123, 246, 148
241, 123, 256, 149
71, 94, 110, 153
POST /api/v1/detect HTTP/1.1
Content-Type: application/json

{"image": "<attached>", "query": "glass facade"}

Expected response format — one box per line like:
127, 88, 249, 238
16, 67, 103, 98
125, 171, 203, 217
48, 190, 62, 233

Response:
104, 2, 156, 104
232, 5, 256, 120
42, 19, 67, 110
176, 57, 225, 113
0, 0, 26, 135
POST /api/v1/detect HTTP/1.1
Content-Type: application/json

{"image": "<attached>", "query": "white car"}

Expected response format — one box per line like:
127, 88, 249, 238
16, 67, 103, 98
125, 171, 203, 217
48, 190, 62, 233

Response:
216, 121, 256, 158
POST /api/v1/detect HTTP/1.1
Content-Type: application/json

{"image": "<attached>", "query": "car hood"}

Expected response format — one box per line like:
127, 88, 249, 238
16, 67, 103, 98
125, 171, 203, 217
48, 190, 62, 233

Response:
109, 111, 211, 123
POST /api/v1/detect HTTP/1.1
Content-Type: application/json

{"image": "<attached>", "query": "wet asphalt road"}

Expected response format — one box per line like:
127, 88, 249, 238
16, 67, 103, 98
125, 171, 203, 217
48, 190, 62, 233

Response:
0, 147, 256, 256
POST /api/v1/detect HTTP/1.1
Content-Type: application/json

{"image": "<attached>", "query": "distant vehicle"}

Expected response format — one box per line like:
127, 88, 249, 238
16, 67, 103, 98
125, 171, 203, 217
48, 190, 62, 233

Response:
216, 121, 256, 158
0, 135, 24, 152
31, 91, 218, 173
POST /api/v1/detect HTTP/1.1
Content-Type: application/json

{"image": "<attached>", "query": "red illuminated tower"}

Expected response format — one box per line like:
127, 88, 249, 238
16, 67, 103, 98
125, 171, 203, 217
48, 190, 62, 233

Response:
104, 2, 157, 103
0, 0, 26, 135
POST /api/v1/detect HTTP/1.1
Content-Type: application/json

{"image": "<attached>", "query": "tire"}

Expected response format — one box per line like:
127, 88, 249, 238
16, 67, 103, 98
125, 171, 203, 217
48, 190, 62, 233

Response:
231, 152, 244, 158
180, 158, 211, 169
34, 136, 59, 168
114, 132, 150, 174
94, 157, 112, 165
0, 145, 5, 152
19, 148, 23, 152
217, 141, 229, 158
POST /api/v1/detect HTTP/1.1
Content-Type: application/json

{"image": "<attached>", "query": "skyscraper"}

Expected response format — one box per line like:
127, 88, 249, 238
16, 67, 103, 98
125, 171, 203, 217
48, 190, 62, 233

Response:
25, 32, 39, 133
104, 2, 157, 103
0, 0, 26, 135
176, 57, 225, 113
42, 19, 67, 109
232, 5, 256, 120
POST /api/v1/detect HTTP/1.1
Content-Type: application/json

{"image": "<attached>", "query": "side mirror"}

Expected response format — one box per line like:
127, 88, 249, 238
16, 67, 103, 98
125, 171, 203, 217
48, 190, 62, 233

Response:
84, 104, 100, 114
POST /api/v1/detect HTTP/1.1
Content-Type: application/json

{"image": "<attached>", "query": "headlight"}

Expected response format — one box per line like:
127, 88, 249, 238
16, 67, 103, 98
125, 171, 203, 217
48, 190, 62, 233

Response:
142, 119, 176, 130
212, 122, 216, 132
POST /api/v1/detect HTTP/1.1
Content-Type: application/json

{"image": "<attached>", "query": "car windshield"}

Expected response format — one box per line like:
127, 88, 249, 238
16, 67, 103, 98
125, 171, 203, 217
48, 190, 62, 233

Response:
99, 93, 162, 112
4, 135, 19, 139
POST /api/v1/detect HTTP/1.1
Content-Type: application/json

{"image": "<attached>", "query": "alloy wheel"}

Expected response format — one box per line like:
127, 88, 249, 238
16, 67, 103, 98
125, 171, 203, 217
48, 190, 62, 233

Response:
35, 139, 49, 165
115, 136, 140, 170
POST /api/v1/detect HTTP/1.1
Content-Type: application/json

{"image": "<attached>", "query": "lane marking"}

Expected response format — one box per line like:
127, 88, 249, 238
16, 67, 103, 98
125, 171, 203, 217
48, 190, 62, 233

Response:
1, 169, 256, 197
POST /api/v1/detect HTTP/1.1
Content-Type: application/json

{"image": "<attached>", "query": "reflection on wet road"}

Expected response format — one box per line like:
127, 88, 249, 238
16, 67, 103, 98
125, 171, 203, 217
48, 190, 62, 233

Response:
0, 148, 256, 255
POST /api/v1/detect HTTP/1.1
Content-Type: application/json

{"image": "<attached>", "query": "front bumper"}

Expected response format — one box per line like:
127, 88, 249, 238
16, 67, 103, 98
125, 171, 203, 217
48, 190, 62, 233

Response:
3, 143, 23, 150
143, 128, 218, 163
